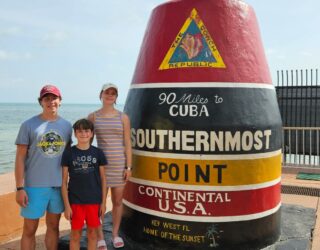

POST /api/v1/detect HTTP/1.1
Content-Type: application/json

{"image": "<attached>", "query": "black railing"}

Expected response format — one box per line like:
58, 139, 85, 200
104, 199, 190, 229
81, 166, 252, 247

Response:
282, 127, 319, 166
276, 69, 319, 127
276, 69, 320, 160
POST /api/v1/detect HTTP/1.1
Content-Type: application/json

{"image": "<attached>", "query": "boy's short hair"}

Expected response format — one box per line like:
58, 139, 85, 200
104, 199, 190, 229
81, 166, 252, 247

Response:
73, 119, 94, 132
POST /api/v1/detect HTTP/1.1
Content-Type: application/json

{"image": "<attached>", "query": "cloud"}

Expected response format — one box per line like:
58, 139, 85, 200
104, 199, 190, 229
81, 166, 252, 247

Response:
265, 48, 275, 56
42, 31, 68, 47
0, 26, 21, 37
0, 50, 32, 61
299, 51, 312, 57
265, 48, 287, 60
276, 55, 286, 60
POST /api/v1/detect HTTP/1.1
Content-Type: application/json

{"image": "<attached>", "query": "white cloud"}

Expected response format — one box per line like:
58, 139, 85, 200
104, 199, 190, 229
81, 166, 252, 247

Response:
42, 31, 68, 47
276, 55, 286, 60
0, 50, 10, 60
23, 52, 32, 60
265, 48, 275, 56
0, 26, 21, 36
0, 50, 32, 61
299, 51, 312, 57
265, 48, 286, 61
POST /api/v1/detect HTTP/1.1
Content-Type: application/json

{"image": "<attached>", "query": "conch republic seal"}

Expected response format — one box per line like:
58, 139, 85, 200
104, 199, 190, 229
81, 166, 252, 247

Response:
122, 0, 282, 249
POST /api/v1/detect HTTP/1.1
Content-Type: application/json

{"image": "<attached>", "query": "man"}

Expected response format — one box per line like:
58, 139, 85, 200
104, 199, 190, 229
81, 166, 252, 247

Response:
15, 84, 72, 250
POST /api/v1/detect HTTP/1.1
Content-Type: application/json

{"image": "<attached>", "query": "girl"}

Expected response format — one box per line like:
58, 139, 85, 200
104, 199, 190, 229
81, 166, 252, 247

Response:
88, 83, 132, 249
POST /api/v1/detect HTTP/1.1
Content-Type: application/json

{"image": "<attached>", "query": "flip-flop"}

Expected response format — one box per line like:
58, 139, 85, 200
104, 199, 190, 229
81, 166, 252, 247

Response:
97, 239, 107, 250
112, 236, 124, 248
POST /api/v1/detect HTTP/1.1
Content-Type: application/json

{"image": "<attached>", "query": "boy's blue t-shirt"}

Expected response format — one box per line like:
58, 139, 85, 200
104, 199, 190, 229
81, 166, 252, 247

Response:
61, 145, 107, 204
15, 115, 72, 187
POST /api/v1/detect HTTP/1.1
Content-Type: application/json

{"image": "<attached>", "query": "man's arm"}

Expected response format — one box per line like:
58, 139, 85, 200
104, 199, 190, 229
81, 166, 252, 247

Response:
15, 144, 28, 207
61, 167, 72, 220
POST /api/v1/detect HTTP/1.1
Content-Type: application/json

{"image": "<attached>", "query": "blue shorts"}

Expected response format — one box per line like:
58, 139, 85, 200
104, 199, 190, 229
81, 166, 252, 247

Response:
21, 187, 64, 219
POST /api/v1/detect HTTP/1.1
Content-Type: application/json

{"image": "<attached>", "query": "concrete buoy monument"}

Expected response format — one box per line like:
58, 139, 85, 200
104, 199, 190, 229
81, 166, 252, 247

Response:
122, 0, 282, 249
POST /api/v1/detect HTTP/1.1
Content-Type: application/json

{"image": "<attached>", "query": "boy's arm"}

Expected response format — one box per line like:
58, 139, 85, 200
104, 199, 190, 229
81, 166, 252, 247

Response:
61, 167, 72, 221
15, 144, 28, 207
99, 165, 107, 216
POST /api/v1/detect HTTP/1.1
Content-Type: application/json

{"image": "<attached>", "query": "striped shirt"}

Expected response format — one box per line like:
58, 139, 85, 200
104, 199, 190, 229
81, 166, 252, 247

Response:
94, 111, 126, 187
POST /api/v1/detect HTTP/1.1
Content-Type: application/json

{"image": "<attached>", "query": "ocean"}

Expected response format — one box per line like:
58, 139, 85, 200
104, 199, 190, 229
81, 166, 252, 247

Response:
0, 103, 124, 174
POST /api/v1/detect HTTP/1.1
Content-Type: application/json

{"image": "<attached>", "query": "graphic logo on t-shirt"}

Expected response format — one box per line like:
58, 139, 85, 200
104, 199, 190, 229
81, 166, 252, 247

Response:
37, 130, 65, 157
73, 155, 97, 173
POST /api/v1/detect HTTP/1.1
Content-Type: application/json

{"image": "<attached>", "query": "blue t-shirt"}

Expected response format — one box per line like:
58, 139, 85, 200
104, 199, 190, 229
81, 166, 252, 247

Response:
61, 145, 107, 204
15, 115, 72, 187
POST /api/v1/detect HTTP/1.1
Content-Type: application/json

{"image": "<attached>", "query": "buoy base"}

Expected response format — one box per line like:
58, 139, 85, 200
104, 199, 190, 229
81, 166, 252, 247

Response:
121, 208, 281, 250
58, 204, 314, 250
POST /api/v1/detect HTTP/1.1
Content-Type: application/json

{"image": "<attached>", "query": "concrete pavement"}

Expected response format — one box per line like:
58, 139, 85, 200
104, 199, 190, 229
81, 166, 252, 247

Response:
0, 169, 319, 249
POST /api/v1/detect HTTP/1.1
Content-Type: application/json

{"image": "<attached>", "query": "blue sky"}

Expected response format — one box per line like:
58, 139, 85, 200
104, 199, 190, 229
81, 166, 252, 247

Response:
0, 0, 319, 104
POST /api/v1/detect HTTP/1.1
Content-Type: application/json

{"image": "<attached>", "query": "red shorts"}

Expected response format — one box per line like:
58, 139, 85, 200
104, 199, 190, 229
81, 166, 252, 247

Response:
71, 204, 100, 230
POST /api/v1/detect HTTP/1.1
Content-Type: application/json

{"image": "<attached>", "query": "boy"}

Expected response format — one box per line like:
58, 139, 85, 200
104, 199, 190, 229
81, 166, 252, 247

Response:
15, 84, 72, 250
61, 118, 107, 250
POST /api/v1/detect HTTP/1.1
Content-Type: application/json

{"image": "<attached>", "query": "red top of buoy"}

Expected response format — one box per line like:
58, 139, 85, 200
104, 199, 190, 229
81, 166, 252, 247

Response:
131, 0, 271, 84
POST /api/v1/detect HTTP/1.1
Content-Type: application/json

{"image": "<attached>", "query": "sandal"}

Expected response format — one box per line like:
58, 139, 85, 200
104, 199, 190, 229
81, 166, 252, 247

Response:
112, 236, 124, 248
97, 239, 107, 250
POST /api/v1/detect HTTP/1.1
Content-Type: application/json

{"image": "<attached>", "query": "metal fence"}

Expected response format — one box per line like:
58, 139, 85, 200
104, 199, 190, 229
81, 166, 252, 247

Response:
282, 127, 320, 166
276, 69, 320, 167
276, 69, 319, 127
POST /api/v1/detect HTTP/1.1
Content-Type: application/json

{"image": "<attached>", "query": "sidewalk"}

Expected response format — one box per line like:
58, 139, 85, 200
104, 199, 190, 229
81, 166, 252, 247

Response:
0, 170, 319, 249
0, 195, 113, 250
280, 168, 320, 250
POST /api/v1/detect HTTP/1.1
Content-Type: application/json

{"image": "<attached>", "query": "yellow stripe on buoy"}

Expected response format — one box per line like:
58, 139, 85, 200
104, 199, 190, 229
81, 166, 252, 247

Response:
132, 152, 281, 186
